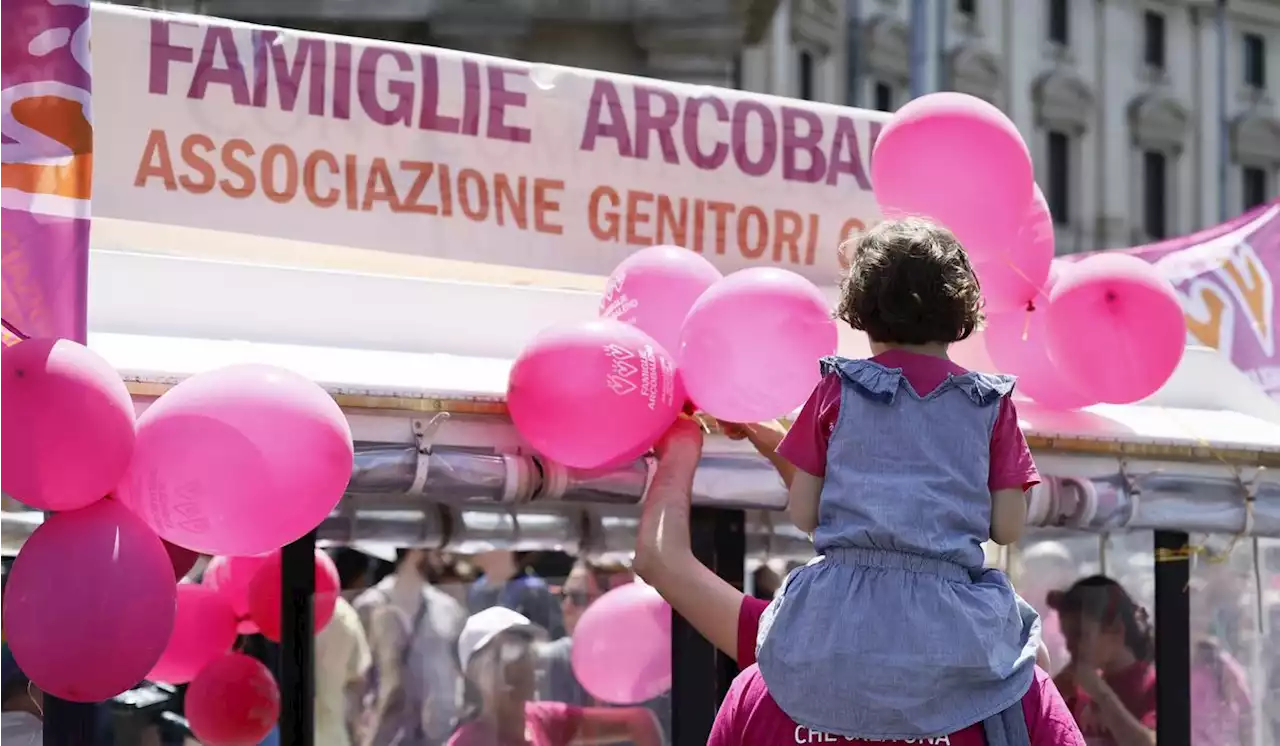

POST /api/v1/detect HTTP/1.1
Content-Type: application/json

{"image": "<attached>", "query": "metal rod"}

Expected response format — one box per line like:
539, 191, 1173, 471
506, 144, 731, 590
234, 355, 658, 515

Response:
1217, 0, 1230, 222
1153, 531, 1192, 746
42, 699, 99, 746
279, 531, 317, 746
670, 507, 746, 746
908, 0, 929, 99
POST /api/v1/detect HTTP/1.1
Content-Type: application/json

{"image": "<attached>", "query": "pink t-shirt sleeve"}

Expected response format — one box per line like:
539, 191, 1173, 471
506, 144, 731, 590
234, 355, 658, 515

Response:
737, 596, 769, 668
776, 374, 842, 477
1022, 667, 1087, 746
707, 666, 751, 746
527, 702, 583, 746
989, 396, 1040, 492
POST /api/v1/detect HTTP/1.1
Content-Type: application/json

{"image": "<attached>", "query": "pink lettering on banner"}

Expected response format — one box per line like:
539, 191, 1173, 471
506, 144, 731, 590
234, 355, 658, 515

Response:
1, 0, 93, 344
146, 19, 533, 143
147, 18, 880, 190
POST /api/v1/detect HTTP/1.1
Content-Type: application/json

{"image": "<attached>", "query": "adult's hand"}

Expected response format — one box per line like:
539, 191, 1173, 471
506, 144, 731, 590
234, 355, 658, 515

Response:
634, 420, 746, 659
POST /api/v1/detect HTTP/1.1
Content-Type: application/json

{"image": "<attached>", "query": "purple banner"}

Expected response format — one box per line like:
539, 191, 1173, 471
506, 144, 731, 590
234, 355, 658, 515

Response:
1, 0, 93, 345
1095, 201, 1280, 398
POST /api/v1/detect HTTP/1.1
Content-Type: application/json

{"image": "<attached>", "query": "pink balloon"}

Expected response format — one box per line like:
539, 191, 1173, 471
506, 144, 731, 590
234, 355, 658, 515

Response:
984, 265, 1100, 411
2, 499, 176, 702
600, 246, 723, 355
149, 584, 238, 684
186, 653, 280, 746
246, 548, 341, 642
203, 555, 268, 634
872, 93, 1033, 261
508, 320, 683, 469
679, 268, 837, 422
115, 364, 354, 556
973, 185, 1055, 314
1046, 253, 1187, 404
1, 338, 136, 511
571, 583, 671, 705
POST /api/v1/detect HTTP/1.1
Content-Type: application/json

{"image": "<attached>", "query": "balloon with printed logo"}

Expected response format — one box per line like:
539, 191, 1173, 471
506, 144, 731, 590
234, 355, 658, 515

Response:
1046, 253, 1187, 404
186, 653, 280, 746
115, 364, 354, 556
679, 268, 838, 422
2, 338, 136, 512
508, 320, 684, 470
148, 583, 238, 684
202, 554, 269, 634
600, 246, 723, 354
984, 263, 1100, 410
2, 499, 176, 702
245, 548, 341, 642
973, 185, 1055, 314
872, 92, 1034, 263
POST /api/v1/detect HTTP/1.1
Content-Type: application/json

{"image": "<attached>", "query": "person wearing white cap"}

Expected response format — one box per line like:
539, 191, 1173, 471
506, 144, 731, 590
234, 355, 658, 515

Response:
447, 607, 662, 746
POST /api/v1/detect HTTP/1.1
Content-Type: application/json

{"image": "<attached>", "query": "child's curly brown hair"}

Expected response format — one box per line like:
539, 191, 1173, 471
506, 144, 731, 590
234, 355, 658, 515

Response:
835, 217, 985, 345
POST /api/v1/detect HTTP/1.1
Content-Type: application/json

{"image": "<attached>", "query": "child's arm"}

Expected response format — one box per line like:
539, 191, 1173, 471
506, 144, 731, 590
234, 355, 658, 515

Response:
771, 374, 841, 534
787, 471, 824, 534
988, 396, 1039, 545
990, 488, 1027, 545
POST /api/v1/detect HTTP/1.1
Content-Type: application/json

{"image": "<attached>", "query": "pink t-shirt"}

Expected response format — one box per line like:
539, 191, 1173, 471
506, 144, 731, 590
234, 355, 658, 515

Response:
776, 350, 1040, 492
727, 598, 1084, 746
448, 702, 583, 746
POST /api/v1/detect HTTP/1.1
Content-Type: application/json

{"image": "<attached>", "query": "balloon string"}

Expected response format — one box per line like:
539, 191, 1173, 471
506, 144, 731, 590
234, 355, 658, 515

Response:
998, 255, 1054, 304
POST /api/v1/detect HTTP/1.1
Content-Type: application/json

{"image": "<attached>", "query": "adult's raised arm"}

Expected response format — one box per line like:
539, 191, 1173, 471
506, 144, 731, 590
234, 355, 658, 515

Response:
633, 420, 748, 659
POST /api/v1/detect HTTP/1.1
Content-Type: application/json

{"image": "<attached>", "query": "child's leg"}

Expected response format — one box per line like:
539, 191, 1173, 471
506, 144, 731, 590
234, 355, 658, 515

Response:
1036, 641, 1051, 670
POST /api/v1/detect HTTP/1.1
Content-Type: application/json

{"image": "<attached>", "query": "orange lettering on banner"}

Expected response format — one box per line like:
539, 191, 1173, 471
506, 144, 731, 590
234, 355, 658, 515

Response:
1183, 283, 1230, 351
131, 130, 862, 268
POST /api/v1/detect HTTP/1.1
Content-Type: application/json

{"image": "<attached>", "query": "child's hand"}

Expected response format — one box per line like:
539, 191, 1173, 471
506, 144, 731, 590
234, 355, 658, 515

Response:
718, 421, 752, 440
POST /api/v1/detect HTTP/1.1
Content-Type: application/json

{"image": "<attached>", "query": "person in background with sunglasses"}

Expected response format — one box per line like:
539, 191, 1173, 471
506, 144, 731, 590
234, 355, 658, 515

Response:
540, 559, 633, 706
448, 607, 662, 746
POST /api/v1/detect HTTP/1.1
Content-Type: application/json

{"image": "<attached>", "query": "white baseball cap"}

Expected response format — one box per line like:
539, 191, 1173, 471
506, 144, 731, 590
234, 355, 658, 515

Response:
458, 606, 542, 672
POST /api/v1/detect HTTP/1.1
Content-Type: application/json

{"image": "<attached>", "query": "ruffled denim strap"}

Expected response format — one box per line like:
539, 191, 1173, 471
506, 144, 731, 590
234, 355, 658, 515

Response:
819, 356, 1016, 406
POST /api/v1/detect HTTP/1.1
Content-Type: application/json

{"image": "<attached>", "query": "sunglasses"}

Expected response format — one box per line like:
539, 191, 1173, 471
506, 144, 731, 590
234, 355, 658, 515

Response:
559, 589, 591, 607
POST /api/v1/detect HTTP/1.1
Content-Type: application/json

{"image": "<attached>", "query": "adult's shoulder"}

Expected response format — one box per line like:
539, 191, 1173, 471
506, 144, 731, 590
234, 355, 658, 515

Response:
1023, 667, 1087, 746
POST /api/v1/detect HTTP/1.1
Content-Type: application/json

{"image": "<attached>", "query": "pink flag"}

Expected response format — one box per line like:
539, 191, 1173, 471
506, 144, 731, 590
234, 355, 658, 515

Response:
1, 0, 93, 345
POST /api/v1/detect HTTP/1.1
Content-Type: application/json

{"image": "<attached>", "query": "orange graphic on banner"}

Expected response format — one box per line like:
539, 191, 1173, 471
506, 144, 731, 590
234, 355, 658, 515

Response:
1185, 285, 1229, 351
1, 95, 94, 200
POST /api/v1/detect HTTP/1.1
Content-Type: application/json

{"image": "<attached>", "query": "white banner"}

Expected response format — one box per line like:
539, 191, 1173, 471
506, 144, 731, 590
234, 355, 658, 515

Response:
91, 4, 888, 285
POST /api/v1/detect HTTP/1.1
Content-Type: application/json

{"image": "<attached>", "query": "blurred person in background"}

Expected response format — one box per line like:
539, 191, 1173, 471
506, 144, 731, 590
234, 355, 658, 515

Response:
449, 607, 661, 746
1049, 576, 1156, 746
1016, 541, 1077, 674
1, 644, 42, 743
468, 551, 565, 640
540, 558, 634, 705
355, 548, 468, 746
318, 548, 374, 746
1186, 577, 1253, 746
749, 563, 782, 601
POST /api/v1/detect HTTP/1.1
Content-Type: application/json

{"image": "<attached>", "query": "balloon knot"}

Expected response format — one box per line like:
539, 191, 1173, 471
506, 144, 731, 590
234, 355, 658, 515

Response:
1105, 290, 1118, 303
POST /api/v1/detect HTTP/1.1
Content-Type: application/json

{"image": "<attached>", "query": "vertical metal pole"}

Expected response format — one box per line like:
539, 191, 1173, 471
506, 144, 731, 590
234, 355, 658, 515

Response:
670, 508, 746, 746
1153, 531, 1192, 746
908, 0, 928, 99
845, 0, 861, 106
280, 531, 317, 746
1217, 0, 1231, 222
935, 0, 948, 90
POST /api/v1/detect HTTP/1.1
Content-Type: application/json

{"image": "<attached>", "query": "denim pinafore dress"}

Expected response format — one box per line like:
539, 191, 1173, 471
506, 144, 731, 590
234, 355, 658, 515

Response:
756, 357, 1041, 743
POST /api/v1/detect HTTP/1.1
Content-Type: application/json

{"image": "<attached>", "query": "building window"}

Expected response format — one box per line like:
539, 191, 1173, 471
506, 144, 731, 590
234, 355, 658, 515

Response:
1046, 131, 1071, 225
1048, 0, 1069, 45
798, 50, 815, 101
1143, 150, 1168, 240
1243, 166, 1269, 210
873, 81, 895, 112
1143, 11, 1166, 70
1244, 33, 1267, 89
957, 0, 976, 19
